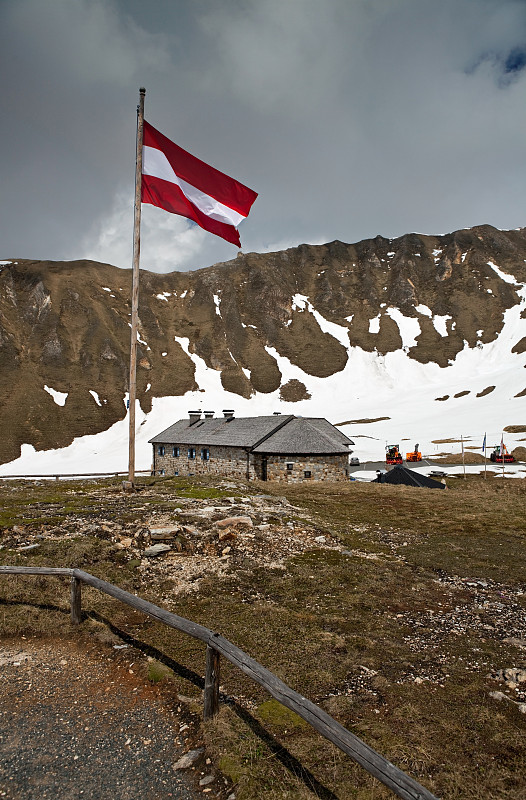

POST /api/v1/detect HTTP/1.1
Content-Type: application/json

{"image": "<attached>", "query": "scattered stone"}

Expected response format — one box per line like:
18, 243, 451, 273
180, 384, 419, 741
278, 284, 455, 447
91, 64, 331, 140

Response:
314, 535, 326, 543
0, 651, 32, 667
181, 525, 199, 535
116, 537, 133, 548
493, 667, 526, 685
143, 544, 171, 557
199, 775, 215, 786
489, 691, 509, 702
18, 543, 40, 551
173, 748, 204, 770
216, 516, 253, 529
150, 527, 179, 541
218, 529, 236, 542
504, 637, 526, 650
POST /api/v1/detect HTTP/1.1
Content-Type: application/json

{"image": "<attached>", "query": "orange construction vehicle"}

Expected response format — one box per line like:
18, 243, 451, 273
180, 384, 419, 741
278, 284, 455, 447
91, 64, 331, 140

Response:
406, 443, 422, 462
490, 443, 515, 463
386, 444, 403, 465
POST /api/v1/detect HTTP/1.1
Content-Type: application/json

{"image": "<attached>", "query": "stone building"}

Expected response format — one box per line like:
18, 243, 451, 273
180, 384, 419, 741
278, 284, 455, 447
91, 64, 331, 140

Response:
149, 410, 354, 483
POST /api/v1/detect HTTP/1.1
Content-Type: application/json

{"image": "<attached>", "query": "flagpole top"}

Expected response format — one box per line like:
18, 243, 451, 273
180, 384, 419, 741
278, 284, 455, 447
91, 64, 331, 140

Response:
139, 87, 146, 95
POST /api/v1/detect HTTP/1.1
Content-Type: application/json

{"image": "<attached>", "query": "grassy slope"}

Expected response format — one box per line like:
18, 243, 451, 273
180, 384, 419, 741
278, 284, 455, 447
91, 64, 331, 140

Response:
0, 475, 525, 799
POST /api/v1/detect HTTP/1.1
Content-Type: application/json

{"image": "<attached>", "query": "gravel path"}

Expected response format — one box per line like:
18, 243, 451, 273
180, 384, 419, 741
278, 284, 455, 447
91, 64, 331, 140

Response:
0, 637, 211, 799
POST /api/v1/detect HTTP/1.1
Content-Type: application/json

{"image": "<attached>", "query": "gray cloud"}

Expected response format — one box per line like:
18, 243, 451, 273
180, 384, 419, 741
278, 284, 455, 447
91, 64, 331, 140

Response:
1, 0, 525, 273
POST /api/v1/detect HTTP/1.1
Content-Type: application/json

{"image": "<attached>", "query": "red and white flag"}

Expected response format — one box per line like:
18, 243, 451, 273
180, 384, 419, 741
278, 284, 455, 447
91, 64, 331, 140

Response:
141, 121, 257, 247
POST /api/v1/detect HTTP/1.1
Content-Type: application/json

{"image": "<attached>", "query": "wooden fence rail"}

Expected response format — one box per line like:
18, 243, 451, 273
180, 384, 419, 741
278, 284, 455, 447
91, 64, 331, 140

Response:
0, 470, 153, 481
0, 565, 439, 800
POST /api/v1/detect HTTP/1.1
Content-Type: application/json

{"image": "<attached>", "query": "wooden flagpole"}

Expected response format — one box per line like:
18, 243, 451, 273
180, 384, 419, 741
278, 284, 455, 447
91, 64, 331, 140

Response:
128, 87, 146, 485
461, 434, 466, 480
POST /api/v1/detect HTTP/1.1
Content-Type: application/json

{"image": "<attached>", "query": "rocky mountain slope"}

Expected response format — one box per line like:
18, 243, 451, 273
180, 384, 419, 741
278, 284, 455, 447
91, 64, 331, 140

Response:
1, 224, 525, 467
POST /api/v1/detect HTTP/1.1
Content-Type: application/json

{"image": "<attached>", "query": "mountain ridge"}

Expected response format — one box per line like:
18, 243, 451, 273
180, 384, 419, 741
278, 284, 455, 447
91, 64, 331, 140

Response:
1, 223, 525, 467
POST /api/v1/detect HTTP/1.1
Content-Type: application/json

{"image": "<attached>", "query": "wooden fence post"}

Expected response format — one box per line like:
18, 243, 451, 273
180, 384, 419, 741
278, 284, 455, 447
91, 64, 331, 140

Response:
203, 644, 220, 719
70, 576, 82, 624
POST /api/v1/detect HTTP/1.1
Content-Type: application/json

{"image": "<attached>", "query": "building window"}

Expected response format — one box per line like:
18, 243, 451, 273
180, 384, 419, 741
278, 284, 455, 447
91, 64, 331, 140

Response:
172, 446, 180, 457
159, 468, 165, 476
201, 448, 210, 461
174, 470, 178, 476
304, 470, 311, 478
286, 463, 294, 471
158, 445, 165, 456
188, 447, 196, 459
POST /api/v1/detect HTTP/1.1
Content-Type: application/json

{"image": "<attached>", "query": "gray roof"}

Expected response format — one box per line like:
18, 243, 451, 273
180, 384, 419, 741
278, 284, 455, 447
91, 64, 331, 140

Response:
253, 417, 353, 454
149, 415, 354, 455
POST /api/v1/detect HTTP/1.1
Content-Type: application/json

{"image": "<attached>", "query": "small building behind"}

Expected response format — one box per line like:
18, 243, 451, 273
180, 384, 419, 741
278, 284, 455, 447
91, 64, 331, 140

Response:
149, 410, 354, 483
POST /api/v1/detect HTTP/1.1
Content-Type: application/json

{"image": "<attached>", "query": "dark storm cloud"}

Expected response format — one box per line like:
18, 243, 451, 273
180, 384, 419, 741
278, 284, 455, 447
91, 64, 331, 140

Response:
1, 0, 525, 273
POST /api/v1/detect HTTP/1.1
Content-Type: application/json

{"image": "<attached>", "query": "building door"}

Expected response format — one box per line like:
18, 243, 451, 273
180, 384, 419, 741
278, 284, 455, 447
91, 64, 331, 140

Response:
261, 459, 267, 481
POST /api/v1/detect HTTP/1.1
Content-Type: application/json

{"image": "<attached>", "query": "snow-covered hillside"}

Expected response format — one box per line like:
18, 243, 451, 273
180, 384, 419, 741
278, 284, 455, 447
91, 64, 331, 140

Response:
1, 255, 524, 477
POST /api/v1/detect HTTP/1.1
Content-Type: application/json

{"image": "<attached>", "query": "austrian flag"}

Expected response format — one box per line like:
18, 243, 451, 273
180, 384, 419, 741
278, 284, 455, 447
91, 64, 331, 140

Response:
141, 121, 257, 247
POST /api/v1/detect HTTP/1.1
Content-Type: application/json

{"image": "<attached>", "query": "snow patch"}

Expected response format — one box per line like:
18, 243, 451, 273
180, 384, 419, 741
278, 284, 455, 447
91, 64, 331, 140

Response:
433, 315, 451, 337
102, 287, 111, 292
369, 314, 381, 334
487, 261, 520, 286
291, 294, 350, 348
385, 308, 421, 349
155, 292, 172, 301
213, 293, 222, 316
174, 336, 224, 394
89, 390, 102, 407
415, 304, 432, 317
44, 386, 68, 406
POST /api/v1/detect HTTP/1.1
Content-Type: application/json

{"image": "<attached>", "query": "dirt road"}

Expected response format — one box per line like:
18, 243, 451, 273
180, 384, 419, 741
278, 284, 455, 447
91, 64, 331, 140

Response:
0, 637, 217, 799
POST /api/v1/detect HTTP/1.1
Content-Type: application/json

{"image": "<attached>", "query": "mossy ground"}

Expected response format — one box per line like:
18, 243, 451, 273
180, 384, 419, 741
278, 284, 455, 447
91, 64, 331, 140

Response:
0, 474, 525, 798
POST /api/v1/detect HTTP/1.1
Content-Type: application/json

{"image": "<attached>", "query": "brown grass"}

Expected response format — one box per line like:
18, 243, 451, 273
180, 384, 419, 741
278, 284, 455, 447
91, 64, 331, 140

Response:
0, 475, 525, 799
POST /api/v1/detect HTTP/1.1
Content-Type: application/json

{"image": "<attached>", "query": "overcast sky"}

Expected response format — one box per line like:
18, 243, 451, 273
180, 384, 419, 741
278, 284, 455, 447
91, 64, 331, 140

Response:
1, 0, 525, 273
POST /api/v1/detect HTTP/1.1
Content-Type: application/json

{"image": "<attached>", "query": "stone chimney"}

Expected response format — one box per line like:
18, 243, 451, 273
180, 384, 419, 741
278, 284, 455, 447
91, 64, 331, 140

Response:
203, 411, 214, 419
223, 409, 235, 419
188, 410, 201, 423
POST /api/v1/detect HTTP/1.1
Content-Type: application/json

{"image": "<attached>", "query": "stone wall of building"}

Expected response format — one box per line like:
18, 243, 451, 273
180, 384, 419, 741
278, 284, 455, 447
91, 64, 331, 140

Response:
154, 444, 256, 480
153, 444, 349, 482
262, 454, 349, 483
